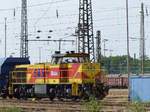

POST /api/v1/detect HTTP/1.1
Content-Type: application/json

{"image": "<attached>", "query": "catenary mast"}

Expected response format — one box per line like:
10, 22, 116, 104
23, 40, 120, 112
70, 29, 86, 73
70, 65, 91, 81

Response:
20, 0, 28, 58
78, 0, 95, 62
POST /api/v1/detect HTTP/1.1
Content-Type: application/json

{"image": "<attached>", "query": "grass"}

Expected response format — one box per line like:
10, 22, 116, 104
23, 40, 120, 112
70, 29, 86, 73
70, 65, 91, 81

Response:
82, 97, 147, 112
83, 96, 102, 112
127, 102, 146, 112
0, 107, 21, 112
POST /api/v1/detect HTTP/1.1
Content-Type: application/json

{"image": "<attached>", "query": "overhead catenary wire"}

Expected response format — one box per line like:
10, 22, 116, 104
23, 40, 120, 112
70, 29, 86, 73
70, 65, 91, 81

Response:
0, 0, 71, 12
0, 3, 149, 36
2, 13, 140, 24
0, 21, 144, 38
0, 4, 144, 12
0, 0, 150, 60
33, 0, 53, 32
0, 3, 145, 28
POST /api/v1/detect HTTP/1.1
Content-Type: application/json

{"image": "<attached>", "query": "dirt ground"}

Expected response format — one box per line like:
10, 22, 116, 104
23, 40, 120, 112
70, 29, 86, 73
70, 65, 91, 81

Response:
0, 89, 148, 112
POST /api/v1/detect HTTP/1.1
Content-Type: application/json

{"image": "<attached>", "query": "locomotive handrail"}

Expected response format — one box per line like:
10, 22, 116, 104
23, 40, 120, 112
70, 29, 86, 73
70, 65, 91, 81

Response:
9, 68, 101, 84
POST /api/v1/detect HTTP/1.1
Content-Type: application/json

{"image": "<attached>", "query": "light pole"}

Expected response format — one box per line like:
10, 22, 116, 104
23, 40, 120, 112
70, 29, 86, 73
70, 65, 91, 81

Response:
109, 49, 113, 57
39, 47, 42, 63
58, 38, 62, 51
4, 18, 7, 57
71, 29, 78, 53
103, 39, 108, 57
109, 49, 113, 74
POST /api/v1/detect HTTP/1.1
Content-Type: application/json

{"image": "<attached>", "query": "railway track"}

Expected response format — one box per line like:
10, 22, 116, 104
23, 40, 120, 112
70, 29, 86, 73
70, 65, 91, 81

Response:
0, 89, 150, 112
0, 98, 128, 112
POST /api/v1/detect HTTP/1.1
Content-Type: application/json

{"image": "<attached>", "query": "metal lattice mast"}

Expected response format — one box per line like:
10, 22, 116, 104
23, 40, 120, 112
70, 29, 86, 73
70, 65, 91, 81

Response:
20, 0, 28, 58
95, 31, 101, 63
78, 0, 95, 62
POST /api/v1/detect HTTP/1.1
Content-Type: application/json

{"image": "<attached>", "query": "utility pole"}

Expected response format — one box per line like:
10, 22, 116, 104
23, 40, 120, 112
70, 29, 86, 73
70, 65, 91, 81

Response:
4, 18, 7, 57
78, 0, 95, 62
126, 0, 130, 101
95, 31, 101, 63
20, 0, 28, 58
139, 3, 145, 75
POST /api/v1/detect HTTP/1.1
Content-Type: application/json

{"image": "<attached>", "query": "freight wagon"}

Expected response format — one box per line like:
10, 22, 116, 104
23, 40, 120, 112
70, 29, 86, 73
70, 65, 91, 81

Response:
0, 57, 30, 98
106, 75, 128, 88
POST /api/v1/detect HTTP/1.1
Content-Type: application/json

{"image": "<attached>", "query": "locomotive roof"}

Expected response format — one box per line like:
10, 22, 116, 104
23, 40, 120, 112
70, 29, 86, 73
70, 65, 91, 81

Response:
52, 53, 89, 58
0, 57, 30, 75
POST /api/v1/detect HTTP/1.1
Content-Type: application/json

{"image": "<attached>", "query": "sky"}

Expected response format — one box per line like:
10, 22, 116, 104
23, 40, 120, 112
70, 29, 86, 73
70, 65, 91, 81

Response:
0, 0, 150, 63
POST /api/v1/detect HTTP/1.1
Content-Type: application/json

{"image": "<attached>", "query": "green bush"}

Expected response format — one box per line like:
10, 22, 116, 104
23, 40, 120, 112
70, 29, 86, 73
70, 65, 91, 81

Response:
83, 97, 102, 112
127, 102, 146, 112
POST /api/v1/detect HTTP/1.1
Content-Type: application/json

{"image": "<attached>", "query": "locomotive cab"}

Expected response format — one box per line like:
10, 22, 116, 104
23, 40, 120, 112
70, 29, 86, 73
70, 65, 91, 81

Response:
51, 51, 89, 64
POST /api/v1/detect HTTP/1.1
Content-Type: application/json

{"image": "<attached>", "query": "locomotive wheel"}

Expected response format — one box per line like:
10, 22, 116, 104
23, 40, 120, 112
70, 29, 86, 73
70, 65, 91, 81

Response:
22, 96, 28, 100
2, 94, 7, 99
16, 95, 20, 99
49, 88, 55, 101
8, 95, 13, 99
36, 97, 42, 100
49, 96, 54, 101
82, 91, 90, 100
49, 93, 55, 101
72, 96, 79, 101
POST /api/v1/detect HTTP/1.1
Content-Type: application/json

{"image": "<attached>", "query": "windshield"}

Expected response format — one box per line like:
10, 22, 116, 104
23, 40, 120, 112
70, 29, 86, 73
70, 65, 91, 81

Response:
51, 56, 88, 64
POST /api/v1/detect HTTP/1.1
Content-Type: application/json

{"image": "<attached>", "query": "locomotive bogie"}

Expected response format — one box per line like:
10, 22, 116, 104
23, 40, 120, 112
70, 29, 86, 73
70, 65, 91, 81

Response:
8, 82, 107, 100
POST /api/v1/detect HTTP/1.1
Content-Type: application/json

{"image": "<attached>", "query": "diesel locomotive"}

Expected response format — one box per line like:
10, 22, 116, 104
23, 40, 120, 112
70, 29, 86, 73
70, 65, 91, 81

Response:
3, 51, 109, 100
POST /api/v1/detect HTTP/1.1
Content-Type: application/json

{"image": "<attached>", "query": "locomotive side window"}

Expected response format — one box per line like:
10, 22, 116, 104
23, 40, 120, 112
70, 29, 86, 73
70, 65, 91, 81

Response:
34, 69, 37, 77
41, 69, 44, 77
51, 57, 62, 64
41, 69, 48, 77
37, 69, 41, 77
